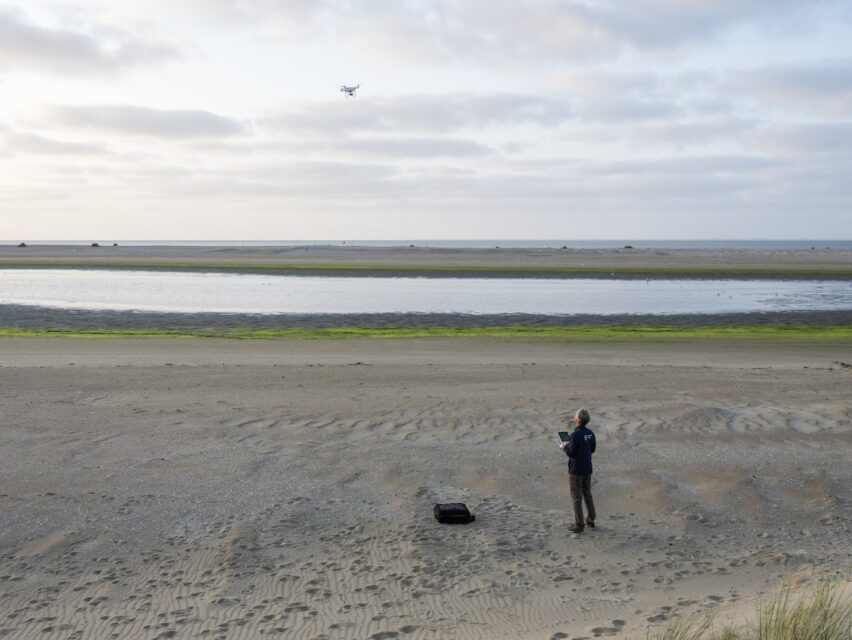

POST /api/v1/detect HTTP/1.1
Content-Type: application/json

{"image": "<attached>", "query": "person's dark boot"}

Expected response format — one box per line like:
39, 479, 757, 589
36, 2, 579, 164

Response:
587, 520, 595, 529
568, 524, 583, 534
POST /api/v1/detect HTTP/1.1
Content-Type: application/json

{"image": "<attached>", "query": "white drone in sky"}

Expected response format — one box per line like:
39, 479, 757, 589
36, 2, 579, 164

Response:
340, 84, 360, 97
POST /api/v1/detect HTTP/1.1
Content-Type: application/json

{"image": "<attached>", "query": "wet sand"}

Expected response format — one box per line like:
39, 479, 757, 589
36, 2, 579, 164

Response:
1, 337, 850, 639
2, 304, 851, 332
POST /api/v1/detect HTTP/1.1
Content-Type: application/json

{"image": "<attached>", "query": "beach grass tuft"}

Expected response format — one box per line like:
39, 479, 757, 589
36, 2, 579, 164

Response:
646, 615, 713, 640
646, 580, 850, 640
753, 580, 851, 640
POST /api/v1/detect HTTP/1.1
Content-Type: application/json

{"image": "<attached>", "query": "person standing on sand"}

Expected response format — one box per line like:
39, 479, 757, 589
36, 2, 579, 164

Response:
559, 408, 597, 534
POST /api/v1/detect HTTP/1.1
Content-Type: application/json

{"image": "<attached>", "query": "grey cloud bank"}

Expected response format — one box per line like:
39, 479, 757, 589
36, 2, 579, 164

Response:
326, 137, 492, 158
735, 59, 852, 116
169, 0, 845, 63
45, 105, 248, 139
0, 126, 107, 156
0, 7, 178, 74
264, 94, 573, 135
747, 122, 852, 155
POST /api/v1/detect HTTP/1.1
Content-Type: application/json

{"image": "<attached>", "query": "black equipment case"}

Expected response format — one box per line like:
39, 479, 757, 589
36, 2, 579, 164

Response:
433, 503, 475, 524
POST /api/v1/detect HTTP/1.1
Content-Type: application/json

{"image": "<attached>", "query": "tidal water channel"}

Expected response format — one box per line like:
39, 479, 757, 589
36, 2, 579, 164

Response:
1, 269, 851, 315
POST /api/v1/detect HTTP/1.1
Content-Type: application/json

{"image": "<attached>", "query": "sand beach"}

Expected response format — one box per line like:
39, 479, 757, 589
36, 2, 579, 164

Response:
1, 335, 850, 639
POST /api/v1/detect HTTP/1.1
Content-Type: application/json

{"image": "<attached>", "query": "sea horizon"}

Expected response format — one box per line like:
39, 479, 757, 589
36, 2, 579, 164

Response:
4, 239, 852, 250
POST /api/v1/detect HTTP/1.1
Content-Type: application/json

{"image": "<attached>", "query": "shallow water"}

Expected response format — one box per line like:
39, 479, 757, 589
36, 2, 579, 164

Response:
1, 269, 851, 315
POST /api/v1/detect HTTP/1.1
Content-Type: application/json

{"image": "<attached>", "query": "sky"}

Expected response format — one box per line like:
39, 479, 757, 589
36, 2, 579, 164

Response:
1, 1, 852, 240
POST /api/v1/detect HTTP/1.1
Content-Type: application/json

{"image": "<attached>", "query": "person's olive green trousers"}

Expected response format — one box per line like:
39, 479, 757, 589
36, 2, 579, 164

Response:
569, 474, 596, 529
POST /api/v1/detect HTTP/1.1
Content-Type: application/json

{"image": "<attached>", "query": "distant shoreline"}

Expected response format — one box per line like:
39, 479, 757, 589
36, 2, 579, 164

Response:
2, 243, 852, 280
4, 239, 852, 249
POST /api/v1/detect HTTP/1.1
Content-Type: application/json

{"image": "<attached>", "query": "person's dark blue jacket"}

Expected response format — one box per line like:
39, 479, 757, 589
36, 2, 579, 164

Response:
563, 425, 596, 476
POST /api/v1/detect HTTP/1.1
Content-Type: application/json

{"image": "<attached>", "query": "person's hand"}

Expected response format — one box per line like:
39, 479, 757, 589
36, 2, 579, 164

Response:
559, 441, 568, 451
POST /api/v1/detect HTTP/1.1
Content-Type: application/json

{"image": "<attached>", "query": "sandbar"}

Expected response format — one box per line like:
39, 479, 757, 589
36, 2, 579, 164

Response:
2, 244, 852, 278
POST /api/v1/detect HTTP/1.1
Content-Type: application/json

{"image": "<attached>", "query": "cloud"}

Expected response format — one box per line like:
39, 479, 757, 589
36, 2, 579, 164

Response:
264, 94, 573, 135
336, 137, 491, 158
746, 122, 852, 155
555, 70, 663, 99
45, 105, 248, 138
147, 160, 401, 199
0, 7, 179, 74
162, 0, 844, 62
247, 137, 493, 158
576, 98, 680, 123
628, 117, 758, 147
577, 155, 777, 178
168, 0, 327, 23
734, 59, 852, 117
574, 0, 822, 50
0, 125, 107, 156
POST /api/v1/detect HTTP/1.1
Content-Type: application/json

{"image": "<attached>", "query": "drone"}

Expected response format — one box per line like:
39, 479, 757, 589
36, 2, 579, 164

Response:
340, 84, 360, 97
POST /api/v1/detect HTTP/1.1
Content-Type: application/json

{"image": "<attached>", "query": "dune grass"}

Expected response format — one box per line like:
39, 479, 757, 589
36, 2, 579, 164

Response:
1, 325, 852, 341
647, 615, 714, 640
647, 581, 851, 640
753, 581, 851, 640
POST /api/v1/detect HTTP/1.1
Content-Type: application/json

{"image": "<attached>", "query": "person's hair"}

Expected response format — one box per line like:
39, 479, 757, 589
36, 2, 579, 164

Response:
575, 408, 590, 426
